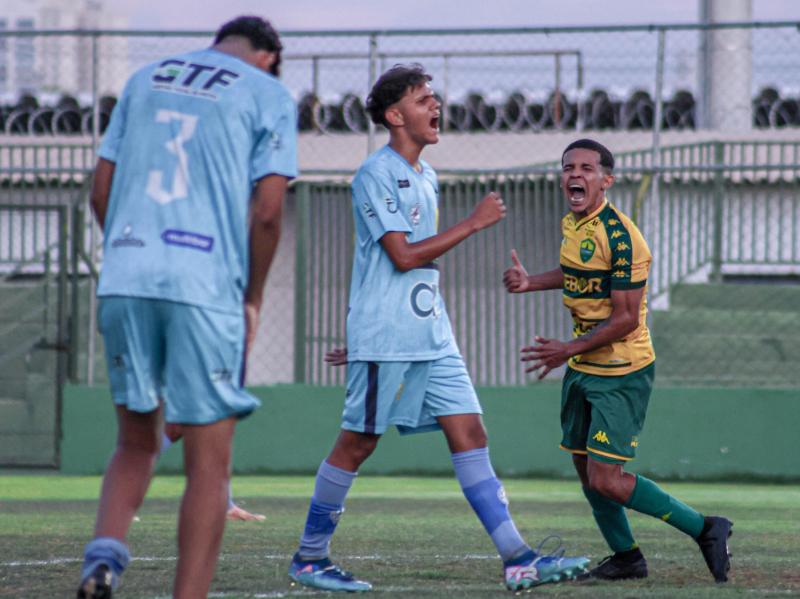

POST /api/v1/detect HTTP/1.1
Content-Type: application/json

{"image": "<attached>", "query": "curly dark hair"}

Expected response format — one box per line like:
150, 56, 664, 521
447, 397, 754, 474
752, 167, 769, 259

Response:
214, 16, 283, 76
365, 63, 433, 128
562, 138, 615, 173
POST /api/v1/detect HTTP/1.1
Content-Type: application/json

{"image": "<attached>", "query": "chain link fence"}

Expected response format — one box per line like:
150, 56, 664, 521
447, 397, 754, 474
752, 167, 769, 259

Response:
0, 23, 798, 387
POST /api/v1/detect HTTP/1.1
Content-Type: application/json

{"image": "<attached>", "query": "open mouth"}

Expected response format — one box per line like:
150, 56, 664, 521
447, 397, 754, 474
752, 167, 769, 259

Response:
568, 183, 586, 201
430, 115, 440, 132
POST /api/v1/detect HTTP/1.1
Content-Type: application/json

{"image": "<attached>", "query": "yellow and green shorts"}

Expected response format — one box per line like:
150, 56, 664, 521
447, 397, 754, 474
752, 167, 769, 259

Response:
559, 363, 655, 464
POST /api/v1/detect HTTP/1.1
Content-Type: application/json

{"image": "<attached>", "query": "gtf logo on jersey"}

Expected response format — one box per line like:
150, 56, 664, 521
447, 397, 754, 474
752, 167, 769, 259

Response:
151, 59, 241, 100
410, 282, 440, 319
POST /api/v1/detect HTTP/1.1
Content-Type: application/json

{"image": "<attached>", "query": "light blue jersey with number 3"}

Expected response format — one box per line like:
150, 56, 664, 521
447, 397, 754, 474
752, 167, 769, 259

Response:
97, 48, 298, 314
347, 145, 458, 361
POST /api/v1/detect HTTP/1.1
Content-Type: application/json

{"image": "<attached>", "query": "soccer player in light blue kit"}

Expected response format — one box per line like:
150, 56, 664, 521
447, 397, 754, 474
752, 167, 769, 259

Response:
288, 64, 589, 593
76, 17, 296, 599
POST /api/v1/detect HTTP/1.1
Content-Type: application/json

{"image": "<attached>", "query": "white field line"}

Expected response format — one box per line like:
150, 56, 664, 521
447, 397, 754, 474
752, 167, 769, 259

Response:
1, 552, 499, 568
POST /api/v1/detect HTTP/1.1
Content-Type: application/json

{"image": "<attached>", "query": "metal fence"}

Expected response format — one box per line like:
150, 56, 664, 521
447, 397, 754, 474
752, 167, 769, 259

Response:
0, 22, 799, 388
1, 22, 800, 172
0, 139, 798, 387
293, 141, 800, 388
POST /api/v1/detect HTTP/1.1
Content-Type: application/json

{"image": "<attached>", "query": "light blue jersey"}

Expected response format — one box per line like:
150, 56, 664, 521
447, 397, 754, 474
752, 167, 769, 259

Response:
97, 48, 298, 314
347, 145, 458, 361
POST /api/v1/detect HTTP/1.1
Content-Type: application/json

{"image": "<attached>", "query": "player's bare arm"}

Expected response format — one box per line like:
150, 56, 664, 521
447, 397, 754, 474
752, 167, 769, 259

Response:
380, 191, 505, 272
521, 286, 644, 379
502, 249, 563, 293
244, 174, 289, 353
90, 158, 115, 230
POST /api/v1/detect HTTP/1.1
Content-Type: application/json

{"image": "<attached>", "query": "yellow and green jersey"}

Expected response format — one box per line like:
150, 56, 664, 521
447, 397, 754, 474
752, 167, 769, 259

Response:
560, 199, 655, 376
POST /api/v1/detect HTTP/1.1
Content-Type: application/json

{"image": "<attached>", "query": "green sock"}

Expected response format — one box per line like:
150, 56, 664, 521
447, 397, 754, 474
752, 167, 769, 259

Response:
625, 474, 704, 538
583, 487, 637, 553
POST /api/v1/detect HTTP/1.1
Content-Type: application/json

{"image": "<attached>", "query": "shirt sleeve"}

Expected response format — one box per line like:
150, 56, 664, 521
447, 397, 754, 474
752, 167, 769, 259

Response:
97, 79, 132, 163
352, 168, 412, 242
610, 221, 650, 290
250, 93, 298, 182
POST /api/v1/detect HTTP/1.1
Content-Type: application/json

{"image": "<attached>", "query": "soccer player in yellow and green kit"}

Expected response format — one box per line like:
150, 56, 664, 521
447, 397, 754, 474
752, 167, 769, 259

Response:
503, 138, 733, 583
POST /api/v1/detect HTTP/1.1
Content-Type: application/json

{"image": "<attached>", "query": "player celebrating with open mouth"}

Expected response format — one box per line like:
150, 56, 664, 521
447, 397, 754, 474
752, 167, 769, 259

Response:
287, 64, 590, 593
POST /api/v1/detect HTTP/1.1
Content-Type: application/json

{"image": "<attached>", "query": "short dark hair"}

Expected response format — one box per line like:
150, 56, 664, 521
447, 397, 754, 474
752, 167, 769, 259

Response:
562, 138, 615, 173
214, 16, 283, 76
366, 63, 433, 128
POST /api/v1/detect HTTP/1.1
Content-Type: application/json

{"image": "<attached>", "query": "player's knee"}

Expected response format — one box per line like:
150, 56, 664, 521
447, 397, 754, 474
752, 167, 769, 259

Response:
350, 435, 379, 462
587, 472, 625, 503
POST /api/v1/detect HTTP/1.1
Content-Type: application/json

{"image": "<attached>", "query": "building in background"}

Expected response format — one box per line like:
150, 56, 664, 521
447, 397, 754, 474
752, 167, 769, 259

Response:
0, 0, 127, 98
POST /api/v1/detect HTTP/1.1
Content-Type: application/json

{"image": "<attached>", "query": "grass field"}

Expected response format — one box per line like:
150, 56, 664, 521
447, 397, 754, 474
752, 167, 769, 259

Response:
1, 475, 798, 598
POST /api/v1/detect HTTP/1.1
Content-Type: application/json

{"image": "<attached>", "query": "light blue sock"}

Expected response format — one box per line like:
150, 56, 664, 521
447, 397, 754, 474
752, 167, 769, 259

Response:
159, 432, 173, 457
452, 447, 530, 562
298, 461, 357, 560
81, 537, 130, 588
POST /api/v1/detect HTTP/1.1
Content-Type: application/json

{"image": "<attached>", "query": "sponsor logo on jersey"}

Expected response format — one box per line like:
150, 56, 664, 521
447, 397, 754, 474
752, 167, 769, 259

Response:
410, 282, 440, 318
152, 59, 240, 100
592, 430, 610, 444
397, 179, 410, 188
161, 229, 214, 252
579, 238, 596, 262
111, 224, 145, 248
564, 273, 603, 294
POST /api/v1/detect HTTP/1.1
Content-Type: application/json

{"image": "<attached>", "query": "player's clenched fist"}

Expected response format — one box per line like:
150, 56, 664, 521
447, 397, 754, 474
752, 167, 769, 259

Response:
503, 249, 530, 293
469, 192, 506, 231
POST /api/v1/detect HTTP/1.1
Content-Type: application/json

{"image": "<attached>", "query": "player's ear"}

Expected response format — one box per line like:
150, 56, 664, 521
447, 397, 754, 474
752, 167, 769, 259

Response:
384, 105, 404, 128
255, 50, 277, 74
602, 172, 615, 191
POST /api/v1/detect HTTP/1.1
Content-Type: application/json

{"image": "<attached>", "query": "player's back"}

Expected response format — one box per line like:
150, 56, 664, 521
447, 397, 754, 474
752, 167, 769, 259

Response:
98, 47, 297, 314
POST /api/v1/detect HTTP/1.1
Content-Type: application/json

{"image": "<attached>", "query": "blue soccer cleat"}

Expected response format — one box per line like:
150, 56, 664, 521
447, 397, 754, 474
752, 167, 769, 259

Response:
504, 537, 590, 591
289, 552, 372, 592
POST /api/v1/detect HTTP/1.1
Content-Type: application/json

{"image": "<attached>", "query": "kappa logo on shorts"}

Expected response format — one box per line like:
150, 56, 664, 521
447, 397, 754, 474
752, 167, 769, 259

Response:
592, 430, 610, 445
630, 436, 639, 448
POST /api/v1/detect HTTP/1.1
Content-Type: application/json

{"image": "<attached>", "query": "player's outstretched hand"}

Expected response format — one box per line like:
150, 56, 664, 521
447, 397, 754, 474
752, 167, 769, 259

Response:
469, 192, 506, 231
503, 249, 530, 293
521, 336, 571, 379
325, 347, 348, 367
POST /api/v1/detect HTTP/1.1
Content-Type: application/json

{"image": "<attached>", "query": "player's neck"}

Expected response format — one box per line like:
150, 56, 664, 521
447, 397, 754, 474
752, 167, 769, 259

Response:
388, 136, 424, 173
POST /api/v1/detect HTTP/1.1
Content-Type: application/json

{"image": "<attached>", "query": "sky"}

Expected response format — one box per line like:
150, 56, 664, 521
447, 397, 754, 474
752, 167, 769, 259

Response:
110, 0, 800, 31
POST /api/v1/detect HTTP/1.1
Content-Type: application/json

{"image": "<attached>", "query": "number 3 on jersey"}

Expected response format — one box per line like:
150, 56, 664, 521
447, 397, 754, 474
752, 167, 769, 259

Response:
146, 110, 198, 205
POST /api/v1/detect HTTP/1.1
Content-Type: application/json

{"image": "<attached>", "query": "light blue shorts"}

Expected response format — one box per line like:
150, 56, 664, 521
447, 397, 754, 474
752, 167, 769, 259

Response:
98, 296, 260, 424
342, 353, 481, 435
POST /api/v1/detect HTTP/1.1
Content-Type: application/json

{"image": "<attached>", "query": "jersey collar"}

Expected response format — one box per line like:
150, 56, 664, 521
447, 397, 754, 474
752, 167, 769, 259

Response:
572, 198, 608, 229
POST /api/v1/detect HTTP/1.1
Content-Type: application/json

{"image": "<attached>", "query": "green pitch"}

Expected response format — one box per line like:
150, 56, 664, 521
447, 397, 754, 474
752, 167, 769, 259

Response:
1, 475, 798, 597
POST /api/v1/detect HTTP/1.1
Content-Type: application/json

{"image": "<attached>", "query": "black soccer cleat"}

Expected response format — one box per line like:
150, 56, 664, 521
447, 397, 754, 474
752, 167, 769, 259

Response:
76, 563, 113, 599
696, 515, 733, 583
577, 548, 648, 581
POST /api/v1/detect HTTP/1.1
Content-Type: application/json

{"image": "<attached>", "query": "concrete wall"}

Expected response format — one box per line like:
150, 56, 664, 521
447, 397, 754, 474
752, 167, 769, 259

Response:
61, 383, 800, 481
